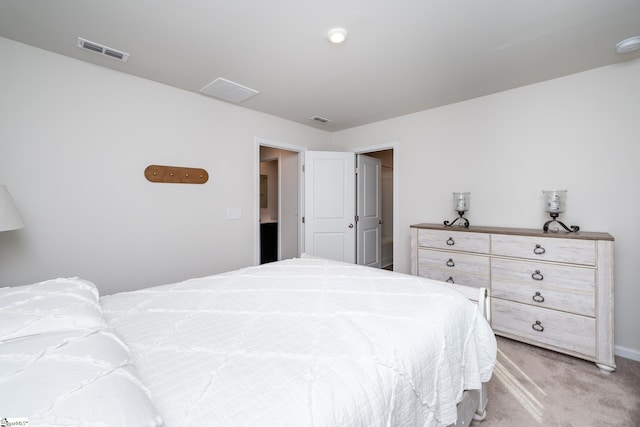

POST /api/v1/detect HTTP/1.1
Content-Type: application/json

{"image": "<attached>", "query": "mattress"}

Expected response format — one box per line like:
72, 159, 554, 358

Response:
101, 256, 496, 427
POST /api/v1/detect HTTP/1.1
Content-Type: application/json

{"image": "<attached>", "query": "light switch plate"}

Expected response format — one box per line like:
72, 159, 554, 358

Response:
226, 208, 242, 219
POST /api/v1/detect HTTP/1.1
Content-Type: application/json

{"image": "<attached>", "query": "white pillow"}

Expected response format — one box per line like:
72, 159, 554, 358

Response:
0, 329, 164, 426
0, 277, 105, 341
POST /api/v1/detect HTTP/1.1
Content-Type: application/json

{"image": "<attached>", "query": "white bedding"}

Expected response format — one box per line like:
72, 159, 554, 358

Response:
0, 329, 163, 426
101, 257, 496, 427
0, 278, 164, 427
0, 277, 105, 341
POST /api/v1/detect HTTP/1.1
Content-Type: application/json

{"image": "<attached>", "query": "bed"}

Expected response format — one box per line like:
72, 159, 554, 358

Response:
0, 256, 496, 427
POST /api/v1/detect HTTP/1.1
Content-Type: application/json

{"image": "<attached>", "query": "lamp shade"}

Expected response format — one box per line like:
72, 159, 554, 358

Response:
0, 185, 24, 232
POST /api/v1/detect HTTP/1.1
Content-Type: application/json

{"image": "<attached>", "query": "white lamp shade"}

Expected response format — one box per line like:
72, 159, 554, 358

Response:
0, 185, 24, 232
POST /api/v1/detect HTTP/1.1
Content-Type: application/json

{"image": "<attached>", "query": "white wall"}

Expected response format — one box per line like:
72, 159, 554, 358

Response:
331, 58, 640, 358
0, 37, 330, 294
278, 149, 300, 260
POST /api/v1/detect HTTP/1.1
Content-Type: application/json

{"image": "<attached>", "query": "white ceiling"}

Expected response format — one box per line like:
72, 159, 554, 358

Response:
1, 0, 639, 131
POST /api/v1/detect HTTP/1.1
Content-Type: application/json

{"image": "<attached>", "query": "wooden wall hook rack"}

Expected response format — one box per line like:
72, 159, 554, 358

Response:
144, 165, 209, 184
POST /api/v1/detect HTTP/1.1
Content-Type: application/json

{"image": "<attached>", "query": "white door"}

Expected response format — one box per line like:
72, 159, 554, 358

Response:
303, 151, 356, 263
356, 154, 382, 267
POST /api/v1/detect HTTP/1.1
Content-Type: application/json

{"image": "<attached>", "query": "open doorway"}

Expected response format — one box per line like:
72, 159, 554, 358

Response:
359, 149, 394, 270
258, 143, 302, 264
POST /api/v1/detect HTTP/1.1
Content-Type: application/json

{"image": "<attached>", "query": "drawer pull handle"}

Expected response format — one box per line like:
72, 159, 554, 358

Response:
531, 270, 544, 281
532, 320, 544, 332
533, 244, 546, 255
532, 292, 545, 303
446, 276, 455, 284
446, 237, 455, 246
446, 258, 455, 267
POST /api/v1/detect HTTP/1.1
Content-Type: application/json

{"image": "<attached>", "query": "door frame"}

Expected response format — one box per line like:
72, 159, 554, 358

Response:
254, 137, 306, 266
350, 141, 399, 271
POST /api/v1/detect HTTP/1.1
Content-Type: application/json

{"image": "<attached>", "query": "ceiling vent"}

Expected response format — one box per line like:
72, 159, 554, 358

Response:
200, 78, 259, 103
310, 116, 331, 124
77, 37, 129, 62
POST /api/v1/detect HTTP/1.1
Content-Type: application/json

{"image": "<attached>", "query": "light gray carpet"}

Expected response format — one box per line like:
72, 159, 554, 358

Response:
471, 337, 640, 426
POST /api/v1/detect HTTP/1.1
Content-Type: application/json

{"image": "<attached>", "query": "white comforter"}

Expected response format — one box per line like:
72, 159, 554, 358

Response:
101, 257, 496, 427
0, 278, 164, 426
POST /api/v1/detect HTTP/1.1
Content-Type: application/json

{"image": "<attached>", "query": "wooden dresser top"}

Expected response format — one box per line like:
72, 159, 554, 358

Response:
410, 223, 614, 241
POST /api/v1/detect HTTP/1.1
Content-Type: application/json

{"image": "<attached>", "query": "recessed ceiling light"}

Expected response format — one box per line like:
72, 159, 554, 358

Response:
327, 28, 348, 44
615, 36, 640, 54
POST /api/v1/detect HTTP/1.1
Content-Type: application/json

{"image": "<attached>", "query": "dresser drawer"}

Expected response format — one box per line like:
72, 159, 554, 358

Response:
417, 248, 489, 288
417, 229, 489, 253
491, 234, 596, 265
491, 258, 595, 316
492, 299, 596, 357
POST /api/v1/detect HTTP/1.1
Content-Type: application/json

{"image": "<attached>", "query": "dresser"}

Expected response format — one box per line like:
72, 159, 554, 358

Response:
410, 223, 615, 372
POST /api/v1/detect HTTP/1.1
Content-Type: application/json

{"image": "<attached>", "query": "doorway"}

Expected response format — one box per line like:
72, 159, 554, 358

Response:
360, 149, 394, 270
256, 139, 304, 265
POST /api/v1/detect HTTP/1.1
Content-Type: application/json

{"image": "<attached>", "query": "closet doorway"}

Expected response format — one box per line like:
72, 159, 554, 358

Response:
358, 148, 394, 270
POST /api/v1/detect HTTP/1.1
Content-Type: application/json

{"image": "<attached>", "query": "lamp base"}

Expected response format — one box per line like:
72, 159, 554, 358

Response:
444, 211, 469, 228
543, 213, 579, 233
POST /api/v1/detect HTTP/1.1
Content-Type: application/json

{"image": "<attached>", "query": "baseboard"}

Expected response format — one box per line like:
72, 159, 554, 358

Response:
615, 345, 640, 362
